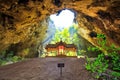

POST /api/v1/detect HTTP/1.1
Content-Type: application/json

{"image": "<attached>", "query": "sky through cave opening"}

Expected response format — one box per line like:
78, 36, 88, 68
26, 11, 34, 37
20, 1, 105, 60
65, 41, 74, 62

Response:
41, 9, 81, 57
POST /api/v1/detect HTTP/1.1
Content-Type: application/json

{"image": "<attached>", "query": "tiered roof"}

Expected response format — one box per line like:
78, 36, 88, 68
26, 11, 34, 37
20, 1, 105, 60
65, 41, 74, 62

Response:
45, 41, 77, 49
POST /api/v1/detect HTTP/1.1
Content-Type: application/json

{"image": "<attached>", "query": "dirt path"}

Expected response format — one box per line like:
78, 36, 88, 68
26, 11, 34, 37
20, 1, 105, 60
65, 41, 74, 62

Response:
0, 58, 96, 80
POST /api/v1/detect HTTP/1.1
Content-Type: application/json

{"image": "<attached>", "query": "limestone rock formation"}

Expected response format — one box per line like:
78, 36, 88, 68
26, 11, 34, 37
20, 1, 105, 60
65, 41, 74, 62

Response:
0, 0, 120, 57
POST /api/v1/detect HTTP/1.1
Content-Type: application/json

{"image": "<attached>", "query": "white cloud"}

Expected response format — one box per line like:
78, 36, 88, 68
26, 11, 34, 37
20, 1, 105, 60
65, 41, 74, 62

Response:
50, 9, 75, 30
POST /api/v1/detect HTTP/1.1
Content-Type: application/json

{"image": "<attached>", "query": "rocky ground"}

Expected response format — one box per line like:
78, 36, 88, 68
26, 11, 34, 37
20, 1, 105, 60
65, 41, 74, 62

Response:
0, 58, 96, 80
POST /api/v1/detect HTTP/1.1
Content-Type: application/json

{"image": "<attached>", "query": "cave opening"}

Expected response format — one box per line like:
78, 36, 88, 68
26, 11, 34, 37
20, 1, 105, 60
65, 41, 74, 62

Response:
40, 9, 81, 57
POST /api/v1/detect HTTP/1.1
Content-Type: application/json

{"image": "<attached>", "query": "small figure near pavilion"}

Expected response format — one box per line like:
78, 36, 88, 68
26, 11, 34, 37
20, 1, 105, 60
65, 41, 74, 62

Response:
45, 41, 77, 57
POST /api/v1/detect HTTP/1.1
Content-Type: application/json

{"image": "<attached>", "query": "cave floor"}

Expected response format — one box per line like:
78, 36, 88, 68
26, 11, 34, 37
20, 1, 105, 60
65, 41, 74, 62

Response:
0, 58, 96, 80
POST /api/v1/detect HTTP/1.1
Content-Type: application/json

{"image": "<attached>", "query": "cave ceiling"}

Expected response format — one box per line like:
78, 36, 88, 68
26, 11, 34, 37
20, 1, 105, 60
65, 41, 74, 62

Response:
0, 0, 120, 56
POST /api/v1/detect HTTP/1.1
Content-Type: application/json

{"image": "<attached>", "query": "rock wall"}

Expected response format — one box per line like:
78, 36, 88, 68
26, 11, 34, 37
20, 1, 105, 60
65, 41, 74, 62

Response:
0, 0, 120, 57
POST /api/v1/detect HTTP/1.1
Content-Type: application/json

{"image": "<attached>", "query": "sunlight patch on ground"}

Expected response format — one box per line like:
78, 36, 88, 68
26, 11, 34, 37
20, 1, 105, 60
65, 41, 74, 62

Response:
77, 56, 86, 58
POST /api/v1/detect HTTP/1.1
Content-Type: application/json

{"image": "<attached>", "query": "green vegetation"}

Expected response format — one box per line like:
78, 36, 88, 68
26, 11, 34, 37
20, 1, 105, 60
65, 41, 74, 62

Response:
21, 48, 30, 57
111, 71, 120, 78
86, 54, 108, 78
48, 24, 81, 56
0, 50, 24, 66
51, 25, 78, 44
85, 34, 120, 79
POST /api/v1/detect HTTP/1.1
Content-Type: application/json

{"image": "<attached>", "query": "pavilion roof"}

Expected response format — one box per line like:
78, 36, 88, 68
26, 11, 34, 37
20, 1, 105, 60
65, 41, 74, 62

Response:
45, 41, 77, 49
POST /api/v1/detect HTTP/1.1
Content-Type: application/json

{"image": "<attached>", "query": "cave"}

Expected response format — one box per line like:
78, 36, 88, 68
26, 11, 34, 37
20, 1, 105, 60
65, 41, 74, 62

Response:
0, 0, 120, 80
